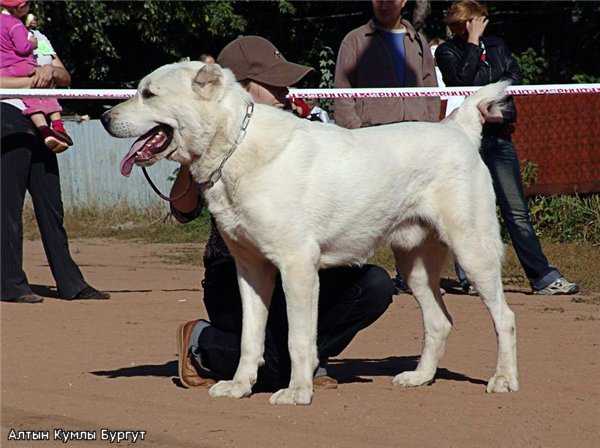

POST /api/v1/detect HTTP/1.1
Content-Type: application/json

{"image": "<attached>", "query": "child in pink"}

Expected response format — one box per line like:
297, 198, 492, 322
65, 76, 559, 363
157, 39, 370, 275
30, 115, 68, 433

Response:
0, 0, 72, 152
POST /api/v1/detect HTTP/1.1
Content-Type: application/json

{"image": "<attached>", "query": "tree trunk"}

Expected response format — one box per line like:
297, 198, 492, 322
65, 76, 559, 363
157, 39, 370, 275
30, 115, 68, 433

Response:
412, 0, 431, 32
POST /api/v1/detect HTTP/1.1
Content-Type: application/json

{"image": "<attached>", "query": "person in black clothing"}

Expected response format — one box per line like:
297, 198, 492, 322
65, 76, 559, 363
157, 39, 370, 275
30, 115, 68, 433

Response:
435, 0, 578, 295
173, 36, 395, 391
1, 59, 110, 303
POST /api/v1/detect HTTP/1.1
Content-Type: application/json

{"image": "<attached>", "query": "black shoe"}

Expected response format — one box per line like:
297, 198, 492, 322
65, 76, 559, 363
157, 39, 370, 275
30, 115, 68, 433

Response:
393, 275, 412, 294
69, 286, 110, 300
2, 293, 44, 303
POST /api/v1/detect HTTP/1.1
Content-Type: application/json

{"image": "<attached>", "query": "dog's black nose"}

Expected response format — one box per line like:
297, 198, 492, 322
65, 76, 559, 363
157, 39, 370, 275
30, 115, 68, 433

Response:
100, 111, 111, 129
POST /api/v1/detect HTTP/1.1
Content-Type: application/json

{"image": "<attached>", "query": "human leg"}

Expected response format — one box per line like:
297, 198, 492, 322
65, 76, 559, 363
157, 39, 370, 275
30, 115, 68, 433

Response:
1, 135, 35, 300
481, 134, 577, 293
27, 144, 87, 298
316, 265, 394, 359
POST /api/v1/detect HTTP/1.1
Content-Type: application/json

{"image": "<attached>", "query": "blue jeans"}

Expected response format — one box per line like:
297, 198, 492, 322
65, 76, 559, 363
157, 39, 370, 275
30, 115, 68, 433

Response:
457, 132, 560, 291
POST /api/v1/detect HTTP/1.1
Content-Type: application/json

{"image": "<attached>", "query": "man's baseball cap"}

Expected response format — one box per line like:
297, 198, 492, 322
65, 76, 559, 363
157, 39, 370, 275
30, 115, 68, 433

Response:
0, 0, 27, 7
217, 36, 313, 87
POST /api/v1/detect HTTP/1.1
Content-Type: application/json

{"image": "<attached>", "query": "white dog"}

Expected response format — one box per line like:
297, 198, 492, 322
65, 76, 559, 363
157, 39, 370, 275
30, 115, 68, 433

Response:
102, 62, 518, 405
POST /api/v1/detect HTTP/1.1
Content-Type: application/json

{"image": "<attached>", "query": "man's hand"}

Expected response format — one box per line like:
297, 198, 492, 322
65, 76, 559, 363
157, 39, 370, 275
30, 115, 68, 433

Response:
28, 35, 38, 49
30, 65, 56, 88
467, 16, 488, 45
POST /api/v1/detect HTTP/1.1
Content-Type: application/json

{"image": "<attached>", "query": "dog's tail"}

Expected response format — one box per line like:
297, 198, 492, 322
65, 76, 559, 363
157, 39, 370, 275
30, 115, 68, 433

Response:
444, 81, 510, 146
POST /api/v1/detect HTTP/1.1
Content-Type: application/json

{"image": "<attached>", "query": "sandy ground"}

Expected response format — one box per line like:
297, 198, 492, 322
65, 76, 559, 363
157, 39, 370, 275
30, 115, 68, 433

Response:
1, 239, 599, 448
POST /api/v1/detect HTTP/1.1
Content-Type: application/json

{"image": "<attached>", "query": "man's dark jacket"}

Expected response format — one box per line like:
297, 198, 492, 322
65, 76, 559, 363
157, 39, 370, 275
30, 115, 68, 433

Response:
435, 36, 521, 124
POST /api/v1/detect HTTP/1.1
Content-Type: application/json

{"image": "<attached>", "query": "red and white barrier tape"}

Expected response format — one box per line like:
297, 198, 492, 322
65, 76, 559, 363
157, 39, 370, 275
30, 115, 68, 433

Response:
288, 84, 600, 99
0, 84, 599, 100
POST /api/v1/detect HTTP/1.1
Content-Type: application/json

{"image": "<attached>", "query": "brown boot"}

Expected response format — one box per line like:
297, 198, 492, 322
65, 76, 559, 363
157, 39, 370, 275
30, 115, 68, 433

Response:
177, 320, 216, 388
314, 375, 338, 390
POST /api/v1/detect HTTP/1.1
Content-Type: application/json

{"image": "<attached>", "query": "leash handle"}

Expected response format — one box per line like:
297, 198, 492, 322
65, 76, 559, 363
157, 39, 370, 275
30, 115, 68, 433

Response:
142, 166, 192, 203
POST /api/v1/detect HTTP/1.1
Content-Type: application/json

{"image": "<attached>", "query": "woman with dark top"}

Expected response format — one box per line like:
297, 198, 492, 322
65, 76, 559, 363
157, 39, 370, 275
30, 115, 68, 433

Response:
435, 0, 578, 295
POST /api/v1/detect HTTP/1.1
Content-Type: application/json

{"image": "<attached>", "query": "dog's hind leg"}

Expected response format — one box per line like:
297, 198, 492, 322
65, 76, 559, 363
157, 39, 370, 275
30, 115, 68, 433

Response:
442, 185, 519, 393
451, 232, 519, 393
209, 259, 276, 399
392, 232, 452, 388
269, 253, 320, 405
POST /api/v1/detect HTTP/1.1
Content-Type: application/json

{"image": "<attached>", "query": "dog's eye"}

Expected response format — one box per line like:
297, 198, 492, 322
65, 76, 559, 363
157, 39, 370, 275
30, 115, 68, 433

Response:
141, 88, 156, 99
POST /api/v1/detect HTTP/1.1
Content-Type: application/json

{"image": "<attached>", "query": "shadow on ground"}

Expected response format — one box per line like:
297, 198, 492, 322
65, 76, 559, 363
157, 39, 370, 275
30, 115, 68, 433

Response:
30, 284, 200, 299
328, 356, 487, 385
91, 356, 486, 389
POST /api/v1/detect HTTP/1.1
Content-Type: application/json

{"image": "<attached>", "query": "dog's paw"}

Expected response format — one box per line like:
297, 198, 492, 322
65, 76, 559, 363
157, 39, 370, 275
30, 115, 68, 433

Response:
269, 387, 313, 405
486, 373, 519, 393
392, 371, 434, 388
208, 380, 252, 399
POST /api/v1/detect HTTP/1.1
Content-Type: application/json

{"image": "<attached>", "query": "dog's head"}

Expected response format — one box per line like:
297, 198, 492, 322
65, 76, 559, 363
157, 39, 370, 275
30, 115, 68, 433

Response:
101, 61, 241, 176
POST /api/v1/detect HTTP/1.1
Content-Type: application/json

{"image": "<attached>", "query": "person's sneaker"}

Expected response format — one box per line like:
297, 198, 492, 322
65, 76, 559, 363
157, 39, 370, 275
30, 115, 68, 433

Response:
534, 277, 579, 295
177, 320, 216, 388
459, 280, 478, 296
394, 275, 445, 296
69, 286, 111, 300
1, 293, 44, 303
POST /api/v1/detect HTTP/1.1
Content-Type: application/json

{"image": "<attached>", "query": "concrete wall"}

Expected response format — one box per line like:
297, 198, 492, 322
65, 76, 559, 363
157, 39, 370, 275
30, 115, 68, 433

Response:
60, 120, 179, 209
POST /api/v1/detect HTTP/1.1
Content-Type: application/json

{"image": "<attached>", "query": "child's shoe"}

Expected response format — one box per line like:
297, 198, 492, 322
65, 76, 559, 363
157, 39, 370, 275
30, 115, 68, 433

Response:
51, 120, 74, 147
38, 126, 69, 153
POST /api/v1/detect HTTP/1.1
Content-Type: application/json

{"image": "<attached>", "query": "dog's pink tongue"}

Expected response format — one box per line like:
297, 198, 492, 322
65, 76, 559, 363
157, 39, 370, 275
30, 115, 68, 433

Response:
120, 136, 152, 177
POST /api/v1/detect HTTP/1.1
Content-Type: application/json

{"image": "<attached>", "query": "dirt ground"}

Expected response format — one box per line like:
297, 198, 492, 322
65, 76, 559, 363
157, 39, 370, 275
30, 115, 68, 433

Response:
2, 239, 599, 448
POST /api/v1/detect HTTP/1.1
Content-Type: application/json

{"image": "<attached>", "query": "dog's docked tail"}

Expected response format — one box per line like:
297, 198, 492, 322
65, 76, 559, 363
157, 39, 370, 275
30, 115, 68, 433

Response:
445, 81, 510, 145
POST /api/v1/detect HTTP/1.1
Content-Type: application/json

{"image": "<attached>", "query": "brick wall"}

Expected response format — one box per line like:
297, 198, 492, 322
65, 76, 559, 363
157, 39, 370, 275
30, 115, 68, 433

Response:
512, 94, 600, 196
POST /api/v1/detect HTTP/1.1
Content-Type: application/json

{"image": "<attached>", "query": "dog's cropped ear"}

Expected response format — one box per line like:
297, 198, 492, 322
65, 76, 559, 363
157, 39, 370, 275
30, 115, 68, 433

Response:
192, 64, 224, 100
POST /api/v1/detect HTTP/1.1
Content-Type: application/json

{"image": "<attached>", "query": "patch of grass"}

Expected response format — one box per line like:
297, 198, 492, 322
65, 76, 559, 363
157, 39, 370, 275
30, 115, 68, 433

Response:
23, 203, 600, 293
24, 202, 211, 244
368, 241, 600, 293
528, 194, 600, 244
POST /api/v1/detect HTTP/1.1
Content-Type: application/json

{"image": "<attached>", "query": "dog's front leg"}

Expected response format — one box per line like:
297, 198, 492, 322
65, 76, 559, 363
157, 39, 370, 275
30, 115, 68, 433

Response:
269, 259, 320, 406
209, 260, 276, 399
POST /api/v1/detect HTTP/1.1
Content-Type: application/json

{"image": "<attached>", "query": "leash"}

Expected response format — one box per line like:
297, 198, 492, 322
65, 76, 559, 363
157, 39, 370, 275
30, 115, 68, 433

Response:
142, 166, 192, 202
142, 101, 254, 201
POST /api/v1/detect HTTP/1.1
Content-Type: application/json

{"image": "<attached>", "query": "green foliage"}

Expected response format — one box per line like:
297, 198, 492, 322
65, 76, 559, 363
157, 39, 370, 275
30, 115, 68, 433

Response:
514, 48, 548, 85
528, 194, 600, 244
317, 45, 335, 111
520, 160, 539, 189
572, 73, 600, 84
31, 1, 246, 85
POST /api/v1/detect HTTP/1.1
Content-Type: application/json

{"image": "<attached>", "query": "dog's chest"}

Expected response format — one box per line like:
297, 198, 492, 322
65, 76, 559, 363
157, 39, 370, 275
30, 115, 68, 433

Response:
205, 187, 259, 253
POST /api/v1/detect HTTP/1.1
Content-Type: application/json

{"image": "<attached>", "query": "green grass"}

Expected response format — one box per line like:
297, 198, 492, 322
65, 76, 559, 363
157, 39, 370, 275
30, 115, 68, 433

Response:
23, 200, 600, 293
23, 203, 212, 244
369, 241, 600, 294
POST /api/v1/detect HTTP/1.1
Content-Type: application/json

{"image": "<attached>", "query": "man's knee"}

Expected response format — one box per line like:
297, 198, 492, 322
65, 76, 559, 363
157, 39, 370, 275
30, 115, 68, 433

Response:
360, 265, 394, 314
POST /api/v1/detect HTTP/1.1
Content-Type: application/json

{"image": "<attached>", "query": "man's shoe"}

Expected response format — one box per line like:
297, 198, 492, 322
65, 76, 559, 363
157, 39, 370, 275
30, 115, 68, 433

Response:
69, 286, 111, 300
314, 375, 338, 389
177, 321, 216, 388
1, 293, 44, 303
534, 277, 579, 295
